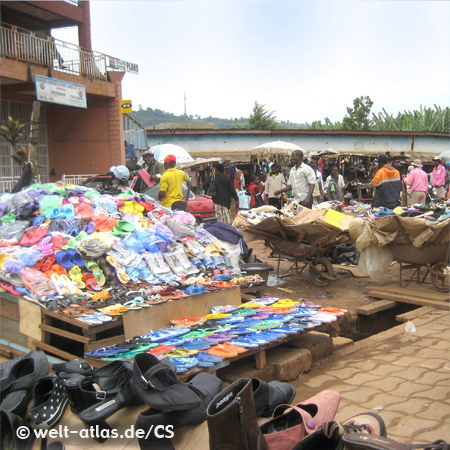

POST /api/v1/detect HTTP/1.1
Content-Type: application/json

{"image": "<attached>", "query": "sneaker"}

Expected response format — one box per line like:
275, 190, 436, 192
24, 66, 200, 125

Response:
292, 412, 386, 450
341, 412, 386, 436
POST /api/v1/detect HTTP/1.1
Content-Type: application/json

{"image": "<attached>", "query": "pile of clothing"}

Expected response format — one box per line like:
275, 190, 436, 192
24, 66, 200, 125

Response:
0, 183, 255, 322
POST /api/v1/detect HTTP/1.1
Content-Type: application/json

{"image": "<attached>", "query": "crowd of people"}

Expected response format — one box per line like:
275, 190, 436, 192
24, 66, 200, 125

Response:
118, 149, 450, 226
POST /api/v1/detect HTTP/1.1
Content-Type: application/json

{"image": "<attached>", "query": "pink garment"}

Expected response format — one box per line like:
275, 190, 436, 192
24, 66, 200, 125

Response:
404, 167, 428, 192
432, 164, 446, 187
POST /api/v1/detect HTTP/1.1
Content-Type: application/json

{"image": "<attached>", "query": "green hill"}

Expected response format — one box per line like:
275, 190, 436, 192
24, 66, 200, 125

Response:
129, 107, 305, 129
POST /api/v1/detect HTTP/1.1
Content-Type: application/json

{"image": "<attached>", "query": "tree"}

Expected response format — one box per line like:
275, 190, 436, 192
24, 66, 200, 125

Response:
246, 101, 278, 129
342, 96, 374, 130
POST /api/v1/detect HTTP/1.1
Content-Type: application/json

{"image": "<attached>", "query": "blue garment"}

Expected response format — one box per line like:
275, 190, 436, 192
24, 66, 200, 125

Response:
203, 222, 249, 255
238, 191, 251, 209
125, 141, 137, 159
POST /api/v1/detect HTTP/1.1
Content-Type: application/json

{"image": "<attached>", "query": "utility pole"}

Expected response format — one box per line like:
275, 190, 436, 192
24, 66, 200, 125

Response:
184, 92, 187, 128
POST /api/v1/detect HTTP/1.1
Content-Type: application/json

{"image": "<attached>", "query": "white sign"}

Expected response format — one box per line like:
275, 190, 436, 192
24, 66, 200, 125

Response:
107, 56, 139, 75
35, 75, 87, 108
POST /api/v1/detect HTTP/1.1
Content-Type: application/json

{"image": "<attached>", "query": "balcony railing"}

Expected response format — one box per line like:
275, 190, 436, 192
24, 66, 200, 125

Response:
1, 24, 137, 81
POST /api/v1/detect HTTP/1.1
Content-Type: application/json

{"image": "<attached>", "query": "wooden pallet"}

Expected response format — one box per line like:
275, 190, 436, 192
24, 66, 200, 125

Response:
366, 283, 449, 310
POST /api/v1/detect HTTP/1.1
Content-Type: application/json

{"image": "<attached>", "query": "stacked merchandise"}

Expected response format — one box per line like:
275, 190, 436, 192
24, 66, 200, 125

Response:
84, 297, 347, 374
0, 183, 260, 325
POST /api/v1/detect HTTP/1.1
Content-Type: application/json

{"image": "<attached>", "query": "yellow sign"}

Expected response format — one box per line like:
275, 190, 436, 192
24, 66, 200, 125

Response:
323, 209, 345, 228
120, 100, 132, 113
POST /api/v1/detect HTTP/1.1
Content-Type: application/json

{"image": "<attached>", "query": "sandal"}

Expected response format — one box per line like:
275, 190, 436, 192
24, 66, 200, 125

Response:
106, 256, 130, 285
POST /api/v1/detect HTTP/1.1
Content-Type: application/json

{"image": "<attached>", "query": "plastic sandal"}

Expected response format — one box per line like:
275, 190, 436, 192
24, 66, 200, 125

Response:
171, 357, 198, 374
123, 300, 142, 311
84, 346, 128, 358
106, 256, 130, 284
82, 273, 101, 291
194, 351, 223, 368
165, 348, 199, 358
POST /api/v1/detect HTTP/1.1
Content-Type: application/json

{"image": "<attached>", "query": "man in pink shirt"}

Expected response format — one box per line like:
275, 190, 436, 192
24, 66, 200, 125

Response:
432, 156, 446, 199
403, 159, 428, 206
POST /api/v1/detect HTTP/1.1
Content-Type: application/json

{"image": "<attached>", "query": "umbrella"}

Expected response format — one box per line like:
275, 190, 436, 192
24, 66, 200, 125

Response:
251, 140, 305, 156
151, 144, 194, 164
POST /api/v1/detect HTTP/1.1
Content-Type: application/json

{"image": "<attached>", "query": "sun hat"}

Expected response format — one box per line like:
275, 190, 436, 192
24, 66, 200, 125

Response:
411, 159, 423, 168
432, 156, 442, 161
164, 154, 177, 165
110, 165, 130, 181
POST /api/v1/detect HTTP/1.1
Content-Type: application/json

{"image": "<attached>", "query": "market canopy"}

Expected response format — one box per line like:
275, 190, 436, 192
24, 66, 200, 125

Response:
251, 140, 305, 156
178, 157, 222, 169
150, 144, 194, 164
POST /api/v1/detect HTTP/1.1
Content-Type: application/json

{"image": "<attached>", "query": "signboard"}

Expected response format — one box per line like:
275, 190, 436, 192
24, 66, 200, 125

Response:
35, 75, 87, 108
121, 100, 132, 113
107, 56, 139, 75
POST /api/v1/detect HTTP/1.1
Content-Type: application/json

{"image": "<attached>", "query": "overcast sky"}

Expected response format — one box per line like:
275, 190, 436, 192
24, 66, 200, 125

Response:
54, 0, 450, 124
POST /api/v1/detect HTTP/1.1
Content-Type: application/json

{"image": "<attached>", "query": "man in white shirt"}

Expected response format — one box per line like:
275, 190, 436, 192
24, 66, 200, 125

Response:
275, 150, 316, 208
324, 165, 345, 194
265, 163, 286, 209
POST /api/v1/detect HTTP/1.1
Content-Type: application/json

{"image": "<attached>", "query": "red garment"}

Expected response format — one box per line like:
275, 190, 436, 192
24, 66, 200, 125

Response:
249, 183, 258, 207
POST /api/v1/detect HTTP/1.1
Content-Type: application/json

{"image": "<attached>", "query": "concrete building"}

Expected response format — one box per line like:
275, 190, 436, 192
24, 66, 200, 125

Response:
146, 129, 450, 162
0, 1, 138, 192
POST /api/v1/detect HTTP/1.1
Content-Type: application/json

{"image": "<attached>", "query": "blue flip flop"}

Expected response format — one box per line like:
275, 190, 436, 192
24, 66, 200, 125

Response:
84, 346, 128, 358
231, 337, 261, 348
184, 339, 211, 351
171, 357, 198, 374
54, 251, 73, 270
162, 336, 187, 347
65, 248, 85, 268
272, 326, 302, 335
292, 308, 312, 317
194, 351, 223, 368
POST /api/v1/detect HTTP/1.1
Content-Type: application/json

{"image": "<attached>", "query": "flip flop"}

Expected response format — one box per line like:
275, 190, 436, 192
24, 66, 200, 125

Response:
171, 357, 198, 374
106, 256, 130, 284
122, 300, 142, 310
65, 248, 85, 268
86, 261, 106, 286
194, 351, 223, 367
82, 273, 101, 291
54, 251, 73, 270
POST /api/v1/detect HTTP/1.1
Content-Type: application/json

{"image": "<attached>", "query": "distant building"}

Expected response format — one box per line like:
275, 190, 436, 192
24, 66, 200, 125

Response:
147, 122, 215, 130
0, 1, 139, 191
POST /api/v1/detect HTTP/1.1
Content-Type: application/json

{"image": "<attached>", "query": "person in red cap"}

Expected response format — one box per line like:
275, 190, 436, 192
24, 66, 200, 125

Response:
158, 154, 189, 208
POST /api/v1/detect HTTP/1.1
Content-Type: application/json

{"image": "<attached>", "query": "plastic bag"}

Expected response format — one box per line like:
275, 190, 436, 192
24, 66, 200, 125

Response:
0, 220, 30, 241
10, 192, 34, 215
39, 195, 63, 218
144, 252, 173, 277
357, 245, 394, 281
136, 230, 168, 253
164, 217, 195, 239
152, 225, 175, 244
124, 232, 147, 254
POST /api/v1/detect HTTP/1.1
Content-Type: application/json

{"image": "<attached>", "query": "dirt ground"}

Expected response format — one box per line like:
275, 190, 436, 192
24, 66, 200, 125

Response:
248, 239, 415, 340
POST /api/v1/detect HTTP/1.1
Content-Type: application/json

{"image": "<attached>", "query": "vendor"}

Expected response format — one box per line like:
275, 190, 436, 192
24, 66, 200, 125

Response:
110, 165, 130, 188
402, 159, 428, 206
133, 149, 165, 182
432, 156, 446, 200
158, 154, 189, 208
275, 150, 315, 208
371, 155, 401, 210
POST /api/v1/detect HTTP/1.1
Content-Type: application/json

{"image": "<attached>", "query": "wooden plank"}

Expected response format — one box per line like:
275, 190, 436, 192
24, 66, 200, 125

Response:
122, 287, 241, 340
19, 299, 42, 340
0, 297, 19, 321
31, 339, 78, 361
357, 300, 398, 316
39, 324, 91, 344
367, 290, 449, 310
366, 283, 449, 302
396, 306, 433, 323
255, 350, 267, 369
84, 335, 125, 352
328, 321, 340, 338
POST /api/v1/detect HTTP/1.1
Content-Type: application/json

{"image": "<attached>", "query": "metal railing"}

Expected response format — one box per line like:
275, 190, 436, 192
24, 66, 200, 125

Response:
1, 24, 108, 80
62, 174, 97, 185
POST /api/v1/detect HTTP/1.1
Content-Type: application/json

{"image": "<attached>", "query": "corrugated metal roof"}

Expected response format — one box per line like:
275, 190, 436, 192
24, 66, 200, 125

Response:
124, 114, 148, 150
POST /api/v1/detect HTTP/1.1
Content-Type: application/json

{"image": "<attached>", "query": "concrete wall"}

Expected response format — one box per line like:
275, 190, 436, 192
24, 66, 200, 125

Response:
147, 132, 450, 157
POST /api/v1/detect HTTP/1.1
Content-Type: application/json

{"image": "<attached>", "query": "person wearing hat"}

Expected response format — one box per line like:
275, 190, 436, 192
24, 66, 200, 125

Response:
403, 159, 428, 206
109, 165, 130, 187
158, 154, 189, 208
131, 149, 165, 187
432, 156, 446, 199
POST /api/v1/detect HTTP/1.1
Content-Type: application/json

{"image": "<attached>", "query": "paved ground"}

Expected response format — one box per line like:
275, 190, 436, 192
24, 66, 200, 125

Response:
294, 306, 450, 445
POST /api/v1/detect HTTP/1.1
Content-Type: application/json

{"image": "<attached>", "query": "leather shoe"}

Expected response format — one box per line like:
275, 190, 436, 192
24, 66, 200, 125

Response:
0, 351, 49, 417
253, 378, 297, 417
131, 353, 202, 410
136, 372, 222, 449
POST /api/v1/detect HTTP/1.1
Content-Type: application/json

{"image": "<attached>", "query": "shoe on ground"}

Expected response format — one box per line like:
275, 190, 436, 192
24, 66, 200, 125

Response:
292, 412, 386, 450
